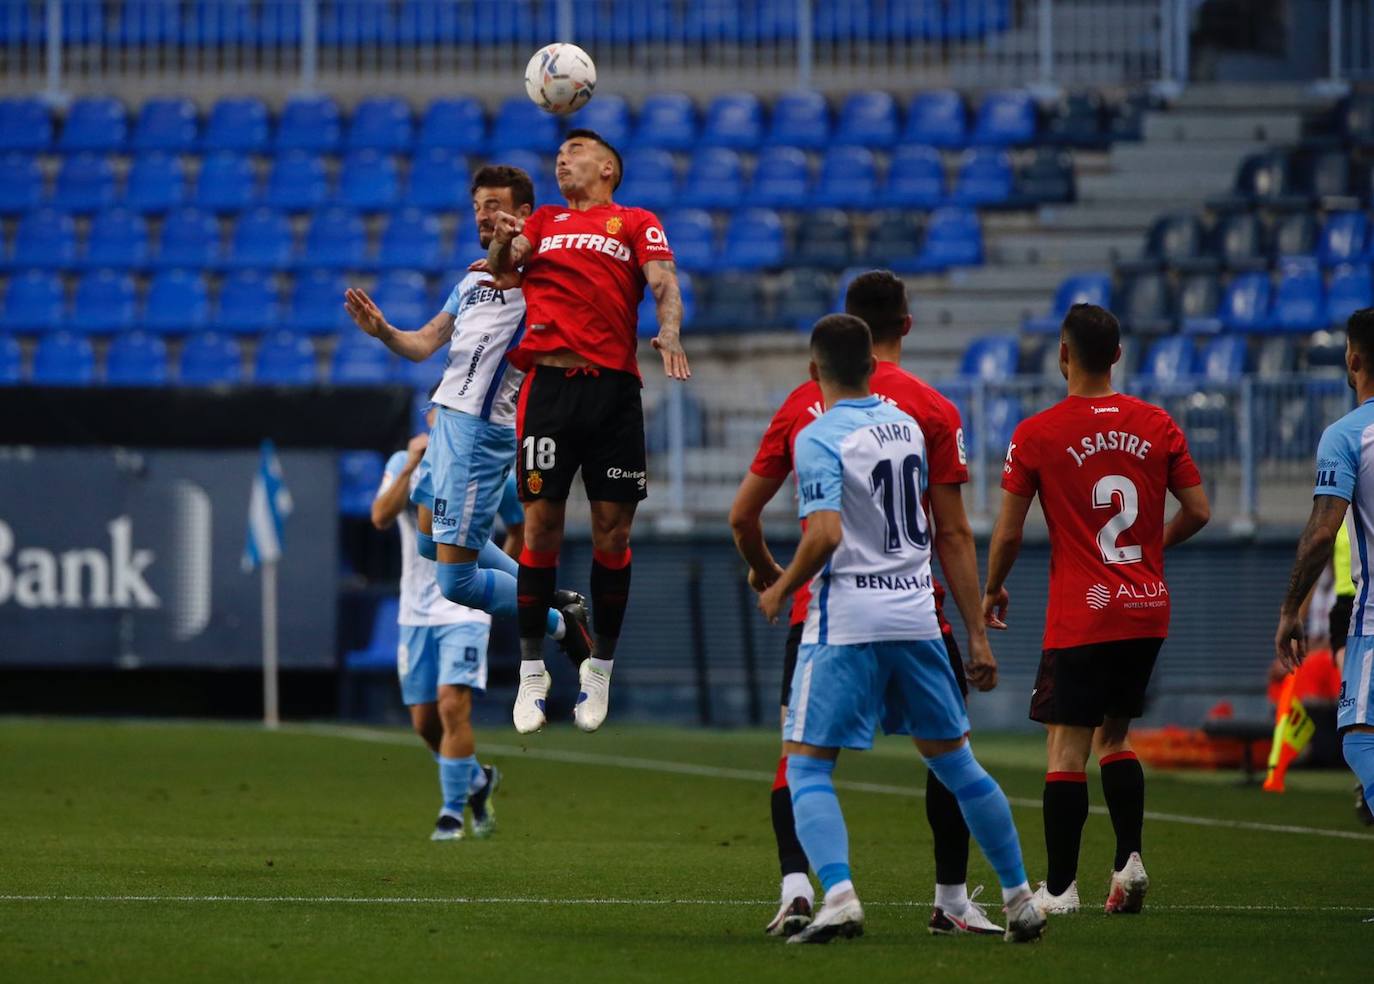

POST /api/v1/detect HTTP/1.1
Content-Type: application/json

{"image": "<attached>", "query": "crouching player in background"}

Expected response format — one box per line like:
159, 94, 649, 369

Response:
372, 408, 506, 842
756, 315, 1044, 945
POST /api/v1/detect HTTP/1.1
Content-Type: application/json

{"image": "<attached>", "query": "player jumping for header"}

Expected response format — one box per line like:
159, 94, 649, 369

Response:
482, 129, 690, 734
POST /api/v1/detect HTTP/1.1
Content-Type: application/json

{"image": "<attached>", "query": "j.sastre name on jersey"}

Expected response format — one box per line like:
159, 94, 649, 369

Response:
853, 572, 932, 591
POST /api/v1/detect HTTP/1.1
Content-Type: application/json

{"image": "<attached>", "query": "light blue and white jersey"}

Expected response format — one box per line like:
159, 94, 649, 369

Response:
794, 395, 941, 646
430, 272, 526, 428
1315, 397, 1374, 638
380, 451, 492, 629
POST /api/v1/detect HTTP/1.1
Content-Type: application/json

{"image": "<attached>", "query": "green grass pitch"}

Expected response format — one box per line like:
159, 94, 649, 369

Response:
0, 718, 1369, 982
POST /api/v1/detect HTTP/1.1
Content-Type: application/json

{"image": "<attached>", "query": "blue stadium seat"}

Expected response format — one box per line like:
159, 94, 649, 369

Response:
445, 215, 484, 267
494, 148, 558, 207
813, 1, 873, 41
404, 148, 469, 211
632, 93, 698, 151
637, 271, 695, 336
1318, 211, 1369, 268
1, 270, 65, 332
951, 148, 1014, 207
155, 207, 221, 270
225, 207, 293, 270
1138, 211, 1205, 270
577, 95, 633, 147
371, 271, 430, 326
751, 145, 811, 209
416, 98, 487, 153
0, 97, 53, 152
1179, 271, 1223, 335
338, 150, 400, 211
144, 270, 210, 334
1271, 259, 1326, 332
203, 97, 271, 152
1119, 270, 1176, 335
766, 90, 830, 150
720, 208, 786, 271
1207, 211, 1268, 272
131, 97, 198, 152
71, 270, 136, 333
178, 331, 242, 385
396, 0, 463, 43
615, 148, 677, 212
1199, 334, 1248, 383
1328, 264, 1374, 327
275, 95, 343, 153
302, 208, 367, 269
10, 208, 77, 268
215, 269, 281, 333
183, 0, 256, 46
680, 148, 745, 210
0, 332, 20, 383
1272, 211, 1320, 263
105, 330, 169, 386
124, 152, 187, 213
376, 208, 443, 272
885, 144, 946, 209
81, 207, 149, 269
959, 335, 1019, 381
971, 90, 1037, 146
59, 0, 105, 45
399, 345, 449, 391
813, 146, 878, 209
0, 153, 43, 215
59, 97, 127, 152
51, 153, 116, 213
320, 0, 400, 45
863, 211, 924, 271
254, 330, 318, 384
1219, 271, 1273, 333
489, 97, 560, 153
290, 269, 348, 335
116, 0, 182, 46
331, 334, 394, 383
348, 96, 413, 152
339, 453, 388, 519
834, 91, 899, 149
662, 209, 715, 273
1139, 336, 1197, 386
1024, 272, 1113, 334
263, 151, 328, 212
913, 206, 982, 271
32, 331, 95, 385
196, 151, 258, 214
701, 92, 764, 149
256, 0, 302, 46
904, 89, 967, 148
1016, 146, 1076, 205
794, 209, 853, 270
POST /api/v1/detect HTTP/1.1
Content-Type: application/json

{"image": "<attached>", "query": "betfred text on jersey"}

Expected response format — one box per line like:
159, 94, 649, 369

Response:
1065, 429, 1152, 467
538, 233, 632, 262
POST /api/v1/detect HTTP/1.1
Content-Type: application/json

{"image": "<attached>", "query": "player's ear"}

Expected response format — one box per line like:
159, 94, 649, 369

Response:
868, 355, 878, 378
808, 359, 820, 383
1112, 344, 1122, 367
900, 314, 912, 338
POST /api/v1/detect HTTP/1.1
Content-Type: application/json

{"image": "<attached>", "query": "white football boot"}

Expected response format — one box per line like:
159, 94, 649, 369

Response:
512, 670, 551, 734
1031, 880, 1080, 914
1003, 889, 1047, 943
572, 660, 611, 732
1104, 852, 1149, 914
928, 885, 1003, 936
765, 895, 814, 937
787, 891, 864, 944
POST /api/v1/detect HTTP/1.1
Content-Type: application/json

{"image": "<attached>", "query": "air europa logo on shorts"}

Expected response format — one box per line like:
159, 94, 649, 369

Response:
607, 467, 646, 488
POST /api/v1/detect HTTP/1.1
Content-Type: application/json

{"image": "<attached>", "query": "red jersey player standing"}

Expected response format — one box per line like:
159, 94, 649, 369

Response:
981, 303, 1210, 917
484, 129, 690, 734
730, 271, 1002, 939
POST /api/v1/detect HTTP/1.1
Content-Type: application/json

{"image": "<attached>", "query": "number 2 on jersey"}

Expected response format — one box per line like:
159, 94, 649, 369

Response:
870, 454, 929, 552
1093, 474, 1142, 565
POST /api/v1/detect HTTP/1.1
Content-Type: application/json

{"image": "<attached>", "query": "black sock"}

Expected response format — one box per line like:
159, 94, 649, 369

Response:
591, 550, 631, 661
517, 552, 557, 659
926, 769, 970, 887
1043, 772, 1089, 895
1100, 753, 1145, 871
771, 755, 808, 877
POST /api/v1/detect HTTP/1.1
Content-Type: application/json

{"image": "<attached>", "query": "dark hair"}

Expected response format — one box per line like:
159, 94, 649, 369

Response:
844, 269, 909, 344
810, 314, 874, 389
470, 164, 535, 209
565, 127, 623, 190
1348, 308, 1374, 361
1061, 303, 1120, 374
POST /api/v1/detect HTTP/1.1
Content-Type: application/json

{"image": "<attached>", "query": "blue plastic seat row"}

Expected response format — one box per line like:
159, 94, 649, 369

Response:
1133, 208, 1374, 273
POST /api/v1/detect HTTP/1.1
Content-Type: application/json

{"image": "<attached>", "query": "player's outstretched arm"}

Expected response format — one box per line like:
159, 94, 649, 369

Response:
729, 470, 788, 591
644, 259, 691, 381
1276, 494, 1348, 669
758, 510, 842, 623
929, 483, 998, 692
1163, 483, 1211, 549
372, 434, 428, 531
486, 211, 531, 282
982, 490, 1033, 630
343, 287, 454, 363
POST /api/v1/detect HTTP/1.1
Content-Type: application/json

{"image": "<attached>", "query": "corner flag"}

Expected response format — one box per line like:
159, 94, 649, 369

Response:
243, 440, 293, 571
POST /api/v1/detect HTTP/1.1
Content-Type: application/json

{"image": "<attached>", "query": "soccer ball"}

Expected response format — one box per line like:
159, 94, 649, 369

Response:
524, 42, 596, 116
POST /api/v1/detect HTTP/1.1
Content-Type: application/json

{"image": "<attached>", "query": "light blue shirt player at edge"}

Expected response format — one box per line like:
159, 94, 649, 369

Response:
1276, 308, 1374, 820
755, 314, 1044, 945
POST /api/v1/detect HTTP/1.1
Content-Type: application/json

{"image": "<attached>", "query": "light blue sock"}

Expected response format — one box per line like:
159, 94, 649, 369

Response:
786, 755, 850, 892
435, 560, 564, 637
477, 538, 519, 577
1344, 732, 1374, 805
416, 531, 437, 560
926, 743, 1028, 891
438, 755, 478, 820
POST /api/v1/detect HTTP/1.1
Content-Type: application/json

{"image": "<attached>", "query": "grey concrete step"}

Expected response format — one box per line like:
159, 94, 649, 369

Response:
1077, 170, 1229, 202
911, 295, 1038, 330
1142, 110, 1302, 144
1108, 142, 1268, 173
1173, 83, 1335, 113
987, 230, 1140, 268
1036, 202, 1163, 232
943, 265, 1070, 293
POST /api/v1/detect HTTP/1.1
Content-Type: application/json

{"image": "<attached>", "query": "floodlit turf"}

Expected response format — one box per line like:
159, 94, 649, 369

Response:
0, 718, 1369, 983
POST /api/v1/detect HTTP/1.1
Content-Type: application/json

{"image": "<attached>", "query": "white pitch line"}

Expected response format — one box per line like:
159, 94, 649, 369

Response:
298, 724, 1374, 843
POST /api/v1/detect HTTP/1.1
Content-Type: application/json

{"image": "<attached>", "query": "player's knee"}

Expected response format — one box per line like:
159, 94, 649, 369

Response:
438, 686, 471, 726
435, 562, 485, 609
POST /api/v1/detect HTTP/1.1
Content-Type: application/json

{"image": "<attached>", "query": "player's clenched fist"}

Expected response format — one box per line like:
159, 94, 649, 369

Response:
490, 210, 525, 244
965, 635, 999, 692
406, 432, 429, 465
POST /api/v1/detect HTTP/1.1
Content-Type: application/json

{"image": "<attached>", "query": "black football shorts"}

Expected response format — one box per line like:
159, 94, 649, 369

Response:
1029, 637, 1163, 728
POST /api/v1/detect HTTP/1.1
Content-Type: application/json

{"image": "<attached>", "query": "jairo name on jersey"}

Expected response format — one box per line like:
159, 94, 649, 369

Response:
868, 421, 914, 449
854, 572, 932, 591
1064, 430, 1152, 467
538, 233, 632, 262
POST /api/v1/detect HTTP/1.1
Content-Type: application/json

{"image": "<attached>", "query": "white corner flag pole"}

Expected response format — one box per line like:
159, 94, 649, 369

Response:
261, 558, 280, 730
246, 439, 291, 731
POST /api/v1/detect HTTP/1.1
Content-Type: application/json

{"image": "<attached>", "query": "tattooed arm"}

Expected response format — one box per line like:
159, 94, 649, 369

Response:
1275, 495, 1349, 669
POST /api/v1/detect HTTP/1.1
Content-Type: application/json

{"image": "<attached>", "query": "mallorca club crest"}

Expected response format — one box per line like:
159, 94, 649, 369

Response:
527, 470, 544, 495
605, 216, 623, 236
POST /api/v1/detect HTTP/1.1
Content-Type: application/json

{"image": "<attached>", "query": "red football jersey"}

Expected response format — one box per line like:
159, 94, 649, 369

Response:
509, 203, 674, 379
750, 361, 969, 628
1001, 393, 1202, 650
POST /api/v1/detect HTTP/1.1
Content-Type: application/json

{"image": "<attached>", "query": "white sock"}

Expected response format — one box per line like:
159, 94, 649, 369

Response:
468, 765, 489, 794
934, 883, 968, 913
520, 659, 546, 677
551, 611, 566, 640
1001, 881, 1031, 906
589, 656, 614, 677
824, 880, 855, 905
781, 872, 813, 904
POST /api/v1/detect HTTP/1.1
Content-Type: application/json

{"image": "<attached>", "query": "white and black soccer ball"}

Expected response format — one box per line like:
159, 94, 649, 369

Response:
524, 42, 596, 117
